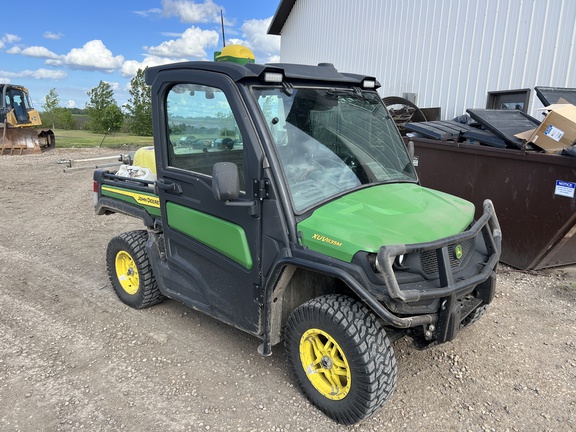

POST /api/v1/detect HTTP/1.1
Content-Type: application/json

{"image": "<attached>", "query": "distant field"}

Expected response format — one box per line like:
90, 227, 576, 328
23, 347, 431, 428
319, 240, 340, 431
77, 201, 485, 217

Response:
54, 130, 153, 149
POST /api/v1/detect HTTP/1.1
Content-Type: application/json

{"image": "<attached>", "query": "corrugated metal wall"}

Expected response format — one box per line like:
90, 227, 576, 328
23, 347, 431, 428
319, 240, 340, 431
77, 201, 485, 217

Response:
279, 0, 576, 119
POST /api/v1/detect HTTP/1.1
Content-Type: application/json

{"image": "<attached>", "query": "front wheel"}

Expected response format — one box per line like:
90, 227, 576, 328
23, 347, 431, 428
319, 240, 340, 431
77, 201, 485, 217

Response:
463, 304, 488, 327
106, 230, 164, 309
284, 295, 397, 424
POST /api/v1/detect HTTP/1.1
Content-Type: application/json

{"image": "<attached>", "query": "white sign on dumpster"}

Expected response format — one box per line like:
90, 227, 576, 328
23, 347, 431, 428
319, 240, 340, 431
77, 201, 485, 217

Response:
555, 180, 575, 198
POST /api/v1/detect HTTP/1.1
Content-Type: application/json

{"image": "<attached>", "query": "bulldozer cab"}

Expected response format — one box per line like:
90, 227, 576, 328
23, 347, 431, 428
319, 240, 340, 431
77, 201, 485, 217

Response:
1, 84, 54, 155
1, 85, 38, 126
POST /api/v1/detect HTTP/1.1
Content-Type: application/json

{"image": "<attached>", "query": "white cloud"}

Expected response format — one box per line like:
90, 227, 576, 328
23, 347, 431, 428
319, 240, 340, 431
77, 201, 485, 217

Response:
0, 68, 67, 80
240, 18, 280, 58
2, 33, 21, 44
26, 69, 61, 79
105, 81, 121, 91
228, 37, 247, 46
120, 60, 147, 78
0, 76, 10, 83
161, 0, 224, 24
30, 69, 67, 79
146, 26, 219, 59
62, 40, 125, 72
121, 55, 186, 77
45, 58, 63, 67
67, 100, 76, 108
43, 32, 63, 40
1, 33, 21, 50
134, 8, 162, 17
7, 39, 124, 73
8, 45, 60, 59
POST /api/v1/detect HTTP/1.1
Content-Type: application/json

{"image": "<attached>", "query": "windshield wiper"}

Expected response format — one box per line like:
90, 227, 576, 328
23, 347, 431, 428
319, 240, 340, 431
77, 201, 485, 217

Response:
326, 87, 380, 100
326, 87, 363, 97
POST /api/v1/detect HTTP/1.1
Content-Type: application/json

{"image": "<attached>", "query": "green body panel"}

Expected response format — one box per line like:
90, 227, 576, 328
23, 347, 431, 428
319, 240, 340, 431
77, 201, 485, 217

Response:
166, 202, 253, 270
297, 184, 475, 262
101, 185, 161, 217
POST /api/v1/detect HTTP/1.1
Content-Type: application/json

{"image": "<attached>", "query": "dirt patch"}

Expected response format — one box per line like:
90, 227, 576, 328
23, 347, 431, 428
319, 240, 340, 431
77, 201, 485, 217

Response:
541, 268, 576, 303
1, 149, 575, 431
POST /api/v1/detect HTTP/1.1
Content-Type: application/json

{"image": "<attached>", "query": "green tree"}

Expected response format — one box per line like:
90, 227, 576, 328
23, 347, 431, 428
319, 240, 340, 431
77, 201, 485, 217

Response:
40, 88, 77, 130
86, 81, 123, 133
53, 107, 76, 130
101, 105, 124, 133
41, 88, 59, 129
124, 68, 153, 136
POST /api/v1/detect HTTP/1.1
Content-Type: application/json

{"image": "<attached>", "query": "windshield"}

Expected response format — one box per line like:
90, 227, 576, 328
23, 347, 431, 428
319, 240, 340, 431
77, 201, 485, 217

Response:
254, 87, 417, 212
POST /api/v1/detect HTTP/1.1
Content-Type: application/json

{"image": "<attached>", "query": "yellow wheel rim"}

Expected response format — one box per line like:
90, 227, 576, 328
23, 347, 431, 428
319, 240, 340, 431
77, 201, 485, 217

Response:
115, 251, 139, 295
299, 328, 351, 400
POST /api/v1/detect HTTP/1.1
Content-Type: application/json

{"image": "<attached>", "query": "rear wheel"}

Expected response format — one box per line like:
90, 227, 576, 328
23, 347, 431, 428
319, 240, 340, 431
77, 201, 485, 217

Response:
106, 230, 164, 309
284, 295, 397, 424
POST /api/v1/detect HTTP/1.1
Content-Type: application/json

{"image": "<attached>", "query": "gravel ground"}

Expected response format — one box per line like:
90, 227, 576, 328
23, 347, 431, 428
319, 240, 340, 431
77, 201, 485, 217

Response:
0, 148, 575, 431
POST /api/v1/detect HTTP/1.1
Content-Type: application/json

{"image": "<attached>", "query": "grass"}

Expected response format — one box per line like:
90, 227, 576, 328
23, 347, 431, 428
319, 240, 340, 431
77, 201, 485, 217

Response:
54, 130, 153, 149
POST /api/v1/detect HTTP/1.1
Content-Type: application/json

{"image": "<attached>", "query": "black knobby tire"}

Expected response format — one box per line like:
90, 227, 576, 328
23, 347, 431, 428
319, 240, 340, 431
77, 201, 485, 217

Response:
463, 304, 488, 327
106, 230, 164, 309
284, 295, 397, 425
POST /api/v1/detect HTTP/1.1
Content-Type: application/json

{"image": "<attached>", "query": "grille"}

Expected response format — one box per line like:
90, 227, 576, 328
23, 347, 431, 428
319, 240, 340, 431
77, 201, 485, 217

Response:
420, 239, 474, 275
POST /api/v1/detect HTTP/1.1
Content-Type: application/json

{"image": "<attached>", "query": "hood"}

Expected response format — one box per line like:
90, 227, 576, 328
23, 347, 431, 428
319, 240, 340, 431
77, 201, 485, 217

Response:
297, 183, 475, 262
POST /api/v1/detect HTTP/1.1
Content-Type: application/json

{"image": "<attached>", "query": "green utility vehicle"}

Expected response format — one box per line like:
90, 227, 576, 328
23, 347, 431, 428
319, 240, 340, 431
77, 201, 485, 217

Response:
93, 61, 501, 424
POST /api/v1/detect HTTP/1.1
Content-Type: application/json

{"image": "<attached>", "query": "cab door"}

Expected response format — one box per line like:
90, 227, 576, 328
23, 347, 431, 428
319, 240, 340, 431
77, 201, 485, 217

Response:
153, 70, 264, 334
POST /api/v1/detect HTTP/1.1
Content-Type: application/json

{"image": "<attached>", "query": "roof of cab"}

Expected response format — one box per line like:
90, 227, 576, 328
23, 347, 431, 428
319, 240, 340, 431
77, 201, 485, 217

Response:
144, 61, 379, 89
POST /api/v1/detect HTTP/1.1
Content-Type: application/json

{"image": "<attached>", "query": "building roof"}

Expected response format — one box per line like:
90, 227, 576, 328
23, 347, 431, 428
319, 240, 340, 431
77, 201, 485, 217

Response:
268, 0, 297, 35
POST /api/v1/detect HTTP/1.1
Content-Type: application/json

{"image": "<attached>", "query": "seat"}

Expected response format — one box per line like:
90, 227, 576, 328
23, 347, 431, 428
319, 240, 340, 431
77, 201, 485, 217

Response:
14, 103, 29, 123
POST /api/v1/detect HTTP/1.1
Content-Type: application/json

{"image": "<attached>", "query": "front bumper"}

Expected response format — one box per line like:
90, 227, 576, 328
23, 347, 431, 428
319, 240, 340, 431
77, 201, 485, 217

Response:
374, 199, 502, 342
376, 199, 501, 302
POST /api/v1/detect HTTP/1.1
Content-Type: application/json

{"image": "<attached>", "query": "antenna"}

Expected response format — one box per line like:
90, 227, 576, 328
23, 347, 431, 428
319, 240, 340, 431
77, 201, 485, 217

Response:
221, 10, 226, 47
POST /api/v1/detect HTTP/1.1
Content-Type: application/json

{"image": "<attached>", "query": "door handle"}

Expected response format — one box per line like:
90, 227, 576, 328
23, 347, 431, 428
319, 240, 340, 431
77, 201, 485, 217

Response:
155, 179, 182, 194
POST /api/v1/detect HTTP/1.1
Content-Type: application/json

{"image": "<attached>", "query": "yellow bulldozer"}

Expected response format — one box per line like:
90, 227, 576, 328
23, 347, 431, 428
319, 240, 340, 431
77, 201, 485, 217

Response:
1, 84, 55, 155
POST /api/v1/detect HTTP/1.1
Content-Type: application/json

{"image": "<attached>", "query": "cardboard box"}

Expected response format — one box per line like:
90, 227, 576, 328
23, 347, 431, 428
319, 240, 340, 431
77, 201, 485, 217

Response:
518, 104, 576, 153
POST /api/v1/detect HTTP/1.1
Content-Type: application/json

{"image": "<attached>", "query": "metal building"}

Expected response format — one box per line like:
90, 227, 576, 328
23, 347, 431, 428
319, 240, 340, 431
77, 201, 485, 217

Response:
269, 0, 576, 119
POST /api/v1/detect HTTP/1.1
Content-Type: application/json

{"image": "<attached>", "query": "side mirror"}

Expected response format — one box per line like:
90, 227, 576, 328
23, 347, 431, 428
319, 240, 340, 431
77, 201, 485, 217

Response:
212, 162, 240, 201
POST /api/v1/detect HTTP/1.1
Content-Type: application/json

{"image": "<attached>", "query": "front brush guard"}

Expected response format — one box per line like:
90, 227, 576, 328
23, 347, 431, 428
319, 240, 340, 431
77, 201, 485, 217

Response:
375, 199, 502, 303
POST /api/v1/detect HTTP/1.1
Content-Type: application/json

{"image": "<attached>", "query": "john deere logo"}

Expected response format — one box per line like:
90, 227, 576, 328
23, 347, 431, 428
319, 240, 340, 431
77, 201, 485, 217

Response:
454, 244, 463, 260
